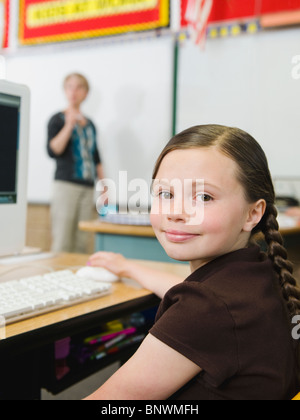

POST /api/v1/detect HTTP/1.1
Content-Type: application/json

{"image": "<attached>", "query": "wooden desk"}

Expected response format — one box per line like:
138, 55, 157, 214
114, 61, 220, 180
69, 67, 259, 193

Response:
0, 253, 190, 399
79, 220, 155, 238
1, 253, 189, 342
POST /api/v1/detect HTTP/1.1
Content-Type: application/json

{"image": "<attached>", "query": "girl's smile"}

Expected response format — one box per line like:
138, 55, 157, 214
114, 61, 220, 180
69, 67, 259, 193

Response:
164, 229, 200, 243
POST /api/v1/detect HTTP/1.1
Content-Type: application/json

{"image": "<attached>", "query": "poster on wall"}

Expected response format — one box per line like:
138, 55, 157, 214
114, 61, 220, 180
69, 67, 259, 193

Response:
181, 0, 300, 44
181, 0, 300, 27
0, 0, 9, 49
19, 0, 170, 45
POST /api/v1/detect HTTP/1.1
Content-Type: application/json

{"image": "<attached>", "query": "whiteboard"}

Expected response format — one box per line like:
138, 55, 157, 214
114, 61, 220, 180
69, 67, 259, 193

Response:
177, 27, 300, 178
5, 37, 174, 203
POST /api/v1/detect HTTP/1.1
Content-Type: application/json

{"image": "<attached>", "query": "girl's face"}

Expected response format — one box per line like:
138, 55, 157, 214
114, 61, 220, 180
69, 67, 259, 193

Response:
150, 147, 264, 272
64, 76, 88, 108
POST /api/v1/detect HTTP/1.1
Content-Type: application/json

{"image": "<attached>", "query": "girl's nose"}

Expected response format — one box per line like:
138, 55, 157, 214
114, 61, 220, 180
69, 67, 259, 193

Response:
166, 200, 189, 223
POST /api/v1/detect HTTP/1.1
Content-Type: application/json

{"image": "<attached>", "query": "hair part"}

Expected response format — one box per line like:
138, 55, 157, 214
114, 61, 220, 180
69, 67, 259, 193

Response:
153, 124, 300, 321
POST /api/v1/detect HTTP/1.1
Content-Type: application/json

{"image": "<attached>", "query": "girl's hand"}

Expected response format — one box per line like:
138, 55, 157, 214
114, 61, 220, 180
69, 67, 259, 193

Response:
87, 251, 186, 298
87, 252, 130, 278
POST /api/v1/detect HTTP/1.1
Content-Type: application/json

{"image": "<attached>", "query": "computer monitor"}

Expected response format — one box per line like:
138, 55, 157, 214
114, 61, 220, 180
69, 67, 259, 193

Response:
0, 80, 30, 256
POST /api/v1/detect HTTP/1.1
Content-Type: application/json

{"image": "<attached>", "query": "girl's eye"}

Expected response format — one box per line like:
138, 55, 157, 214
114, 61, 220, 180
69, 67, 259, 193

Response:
195, 193, 213, 203
159, 191, 173, 200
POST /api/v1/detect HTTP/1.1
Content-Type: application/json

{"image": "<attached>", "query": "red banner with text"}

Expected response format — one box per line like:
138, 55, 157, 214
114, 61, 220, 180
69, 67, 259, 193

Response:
19, 0, 170, 45
181, 0, 300, 27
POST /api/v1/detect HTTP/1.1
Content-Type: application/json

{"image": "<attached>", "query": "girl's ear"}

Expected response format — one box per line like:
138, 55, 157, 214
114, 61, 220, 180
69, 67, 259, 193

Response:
243, 199, 266, 233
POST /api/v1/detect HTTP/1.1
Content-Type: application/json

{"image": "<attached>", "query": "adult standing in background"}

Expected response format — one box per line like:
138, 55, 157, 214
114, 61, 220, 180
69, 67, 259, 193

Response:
47, 73, 104, 253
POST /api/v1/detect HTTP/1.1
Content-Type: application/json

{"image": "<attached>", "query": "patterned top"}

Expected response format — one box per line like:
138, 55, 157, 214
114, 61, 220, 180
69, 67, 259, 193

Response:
47, 112, 101, 187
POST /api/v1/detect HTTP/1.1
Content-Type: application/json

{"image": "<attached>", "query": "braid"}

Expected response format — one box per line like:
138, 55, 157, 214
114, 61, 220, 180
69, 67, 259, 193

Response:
261, 204, 300, 320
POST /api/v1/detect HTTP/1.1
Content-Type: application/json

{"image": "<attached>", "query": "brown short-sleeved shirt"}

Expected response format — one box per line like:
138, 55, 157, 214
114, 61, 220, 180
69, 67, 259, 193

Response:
150, 246, 299, 400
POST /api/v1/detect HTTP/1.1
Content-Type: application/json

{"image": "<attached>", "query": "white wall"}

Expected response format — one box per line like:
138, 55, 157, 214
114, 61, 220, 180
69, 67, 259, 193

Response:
4, 23, 300, 203
177, 27, 300, 178
5, 36, 174, 203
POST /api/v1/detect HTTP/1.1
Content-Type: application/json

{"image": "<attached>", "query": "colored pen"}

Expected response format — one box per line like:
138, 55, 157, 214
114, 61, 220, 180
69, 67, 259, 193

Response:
91, 333, 127, 357
88, 327, 137, 345
107, 334, 146, 355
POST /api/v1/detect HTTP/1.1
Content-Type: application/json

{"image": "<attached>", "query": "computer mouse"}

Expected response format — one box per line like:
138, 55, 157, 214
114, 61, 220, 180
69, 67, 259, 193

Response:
76, 267, 120, 283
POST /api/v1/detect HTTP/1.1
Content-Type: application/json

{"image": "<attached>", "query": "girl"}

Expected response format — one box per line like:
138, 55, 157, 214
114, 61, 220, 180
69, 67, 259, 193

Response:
86, 125, 300, 400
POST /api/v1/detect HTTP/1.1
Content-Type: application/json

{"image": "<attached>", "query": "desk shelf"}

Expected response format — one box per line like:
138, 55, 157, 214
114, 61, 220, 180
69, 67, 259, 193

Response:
41, 308, 157, 396
42, 342, 142, 395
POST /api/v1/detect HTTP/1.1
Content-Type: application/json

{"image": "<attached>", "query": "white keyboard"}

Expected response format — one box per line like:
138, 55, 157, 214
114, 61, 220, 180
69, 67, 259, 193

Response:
0, 270, 112, 324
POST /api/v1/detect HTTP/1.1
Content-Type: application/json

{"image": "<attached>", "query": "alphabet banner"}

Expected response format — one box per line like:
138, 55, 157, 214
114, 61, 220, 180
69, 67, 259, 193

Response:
19, 0, 170, 45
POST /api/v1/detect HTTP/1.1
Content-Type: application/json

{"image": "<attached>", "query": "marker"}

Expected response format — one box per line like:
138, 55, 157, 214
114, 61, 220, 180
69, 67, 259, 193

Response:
91, 333, 127, 358
107, 334, 146, 355
87, 327, 137, 345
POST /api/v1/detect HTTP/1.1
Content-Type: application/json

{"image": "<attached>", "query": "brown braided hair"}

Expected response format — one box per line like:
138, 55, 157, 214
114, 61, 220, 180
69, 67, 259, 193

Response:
153, 124, 300, 322
261, 204, 300, 319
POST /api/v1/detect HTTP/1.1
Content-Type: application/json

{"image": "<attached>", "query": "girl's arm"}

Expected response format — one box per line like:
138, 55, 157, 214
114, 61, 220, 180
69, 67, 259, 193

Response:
85, 333, 201, 400
87, 252, 185, 299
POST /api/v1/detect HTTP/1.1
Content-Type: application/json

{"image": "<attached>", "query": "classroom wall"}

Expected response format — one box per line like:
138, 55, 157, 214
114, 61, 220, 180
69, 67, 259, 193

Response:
5, 36, 174, 204
4, 22, 300, 204
177, 26, 300, 180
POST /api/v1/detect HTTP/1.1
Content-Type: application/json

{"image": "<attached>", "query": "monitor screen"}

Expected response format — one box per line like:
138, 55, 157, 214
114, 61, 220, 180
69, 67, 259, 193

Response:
0, 93, 20, 204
